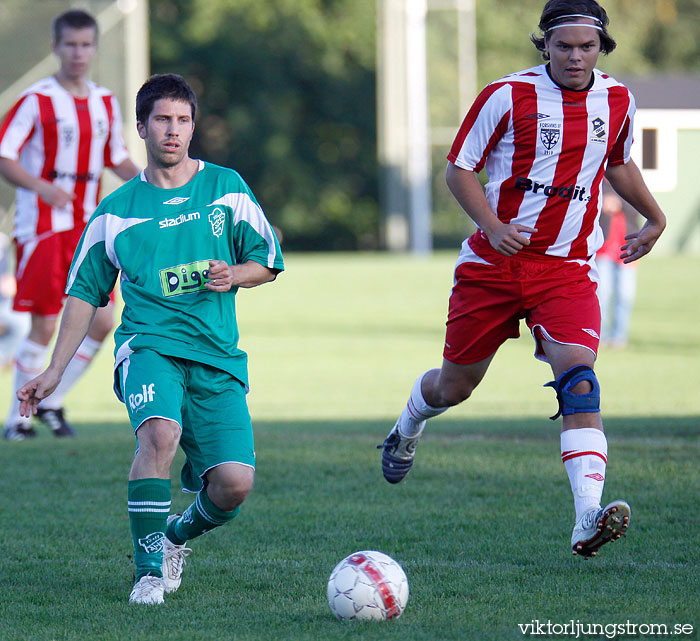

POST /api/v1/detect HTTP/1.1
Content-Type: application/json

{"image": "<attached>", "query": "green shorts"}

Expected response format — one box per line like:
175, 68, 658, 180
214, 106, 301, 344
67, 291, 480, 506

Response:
115, 349, 255, 492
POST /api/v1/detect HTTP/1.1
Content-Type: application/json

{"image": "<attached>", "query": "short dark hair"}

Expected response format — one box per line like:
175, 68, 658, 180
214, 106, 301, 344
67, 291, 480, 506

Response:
135, 74, 198, 124
530, 0, 616, 60
52, 10, 98, 45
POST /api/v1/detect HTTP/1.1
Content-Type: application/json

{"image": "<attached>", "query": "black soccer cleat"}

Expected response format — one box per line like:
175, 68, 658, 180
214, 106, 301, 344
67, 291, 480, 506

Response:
378, 424, 421, 484
36, 408, 76, 437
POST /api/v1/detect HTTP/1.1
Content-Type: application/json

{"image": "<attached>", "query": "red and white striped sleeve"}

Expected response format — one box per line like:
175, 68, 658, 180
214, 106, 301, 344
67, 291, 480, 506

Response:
607, 89, 635, 167
101, 93, 129, 168
0, 93, 38, 161
447, 82, 513, 173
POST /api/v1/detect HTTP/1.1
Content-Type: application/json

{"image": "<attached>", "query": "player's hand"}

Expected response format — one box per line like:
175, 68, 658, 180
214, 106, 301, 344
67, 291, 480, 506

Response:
620, 219, 665, 263
205, 259, 234, 292
17, 370, 62, 418
37, 182, 75, 209
486, 223, 538, 256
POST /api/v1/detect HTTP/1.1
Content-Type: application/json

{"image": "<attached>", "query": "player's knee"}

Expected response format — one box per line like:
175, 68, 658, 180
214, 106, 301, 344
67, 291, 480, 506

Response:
545, 365, 601, 420
136, 419, 180, 455
207, 464, 254, 511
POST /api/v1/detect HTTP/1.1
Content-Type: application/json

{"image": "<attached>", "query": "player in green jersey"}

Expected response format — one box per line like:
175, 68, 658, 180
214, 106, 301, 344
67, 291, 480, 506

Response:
17, 74, 284, 605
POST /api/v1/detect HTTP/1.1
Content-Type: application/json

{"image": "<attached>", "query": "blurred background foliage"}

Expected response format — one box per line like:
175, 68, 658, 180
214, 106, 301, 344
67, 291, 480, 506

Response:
149, 0, 700, 250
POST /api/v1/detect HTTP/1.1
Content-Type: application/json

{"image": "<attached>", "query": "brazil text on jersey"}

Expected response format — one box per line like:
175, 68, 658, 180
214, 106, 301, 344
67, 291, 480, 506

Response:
514, 177, 590, 202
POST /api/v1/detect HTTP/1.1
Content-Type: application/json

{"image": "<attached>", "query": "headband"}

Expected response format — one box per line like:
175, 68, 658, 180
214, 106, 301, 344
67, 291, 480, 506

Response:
545, 13, 604, 32
547, 22, 603, 31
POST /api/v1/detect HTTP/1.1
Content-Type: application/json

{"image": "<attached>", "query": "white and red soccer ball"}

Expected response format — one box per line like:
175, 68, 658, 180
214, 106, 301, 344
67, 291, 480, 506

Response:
327, 550, 409, 621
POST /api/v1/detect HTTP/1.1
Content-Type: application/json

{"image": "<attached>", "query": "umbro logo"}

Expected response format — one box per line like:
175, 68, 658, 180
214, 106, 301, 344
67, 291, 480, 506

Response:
163, 196, 190, 205
582, 328, 600, 339
525, 112, 550, 120
585, 473, 605, 482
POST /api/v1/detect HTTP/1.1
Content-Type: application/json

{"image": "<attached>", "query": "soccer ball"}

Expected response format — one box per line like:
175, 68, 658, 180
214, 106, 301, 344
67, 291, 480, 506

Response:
326, 550, 409, 621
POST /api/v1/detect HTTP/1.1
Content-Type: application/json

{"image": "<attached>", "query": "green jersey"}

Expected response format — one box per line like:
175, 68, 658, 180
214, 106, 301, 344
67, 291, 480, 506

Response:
67, 161, 284, 387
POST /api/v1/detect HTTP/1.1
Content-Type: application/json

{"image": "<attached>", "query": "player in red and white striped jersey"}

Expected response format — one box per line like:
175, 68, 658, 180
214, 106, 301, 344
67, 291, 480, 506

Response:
379, 0, 666, 558
0, 10, 139, 440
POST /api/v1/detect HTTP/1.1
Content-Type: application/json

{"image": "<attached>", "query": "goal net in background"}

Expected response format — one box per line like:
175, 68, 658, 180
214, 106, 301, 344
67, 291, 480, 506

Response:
0, 0, 149, 236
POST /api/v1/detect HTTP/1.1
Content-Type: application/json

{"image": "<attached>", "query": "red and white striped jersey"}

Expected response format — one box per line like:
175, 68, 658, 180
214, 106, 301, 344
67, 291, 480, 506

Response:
0, 76, 130, 242
448, 64, 635, 261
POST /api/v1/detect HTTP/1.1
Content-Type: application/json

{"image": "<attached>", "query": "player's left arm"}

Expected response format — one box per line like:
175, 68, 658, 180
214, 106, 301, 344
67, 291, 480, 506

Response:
206, 259, 278, 292
110, 157, 141, 182
604, 159, 666, 263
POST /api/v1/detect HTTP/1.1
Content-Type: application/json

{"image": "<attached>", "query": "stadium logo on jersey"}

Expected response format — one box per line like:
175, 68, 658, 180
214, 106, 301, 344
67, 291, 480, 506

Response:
514, 177, 590, 202
159, 259, 212, 297
590, 117, 607, 143
138, 532, 164, 554
159, 211, 200, 228
525, 112, 550, 120
128, 383, 156, 411
539, 122, 561, 153
163, 196, 191, 205
209, 207, 226, 237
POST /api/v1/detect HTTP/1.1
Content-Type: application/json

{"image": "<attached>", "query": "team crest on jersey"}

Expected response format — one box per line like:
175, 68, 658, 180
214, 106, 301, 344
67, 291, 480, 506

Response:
61, 125, 75, 146
539, 122, 561, 153
95, 119, 107, 137
209, 207, 226, 237
590, 117, 607, 143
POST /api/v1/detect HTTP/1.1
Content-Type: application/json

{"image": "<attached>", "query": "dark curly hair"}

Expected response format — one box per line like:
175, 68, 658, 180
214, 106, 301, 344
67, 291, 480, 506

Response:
530, 0, 617, 60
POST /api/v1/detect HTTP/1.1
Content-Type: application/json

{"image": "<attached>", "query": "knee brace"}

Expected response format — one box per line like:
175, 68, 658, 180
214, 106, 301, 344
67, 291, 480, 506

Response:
544, 365, 600, 420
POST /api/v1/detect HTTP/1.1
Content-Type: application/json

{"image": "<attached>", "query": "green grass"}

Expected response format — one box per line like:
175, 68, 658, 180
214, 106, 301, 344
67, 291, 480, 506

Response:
0, 253, 698, 641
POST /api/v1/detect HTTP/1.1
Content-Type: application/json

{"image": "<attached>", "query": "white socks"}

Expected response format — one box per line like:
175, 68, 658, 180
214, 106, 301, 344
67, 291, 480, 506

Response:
5, 336, 103, 426
39, 336, 102, 410
5, 338, 48, 426
561, 427, 608, 521
397, 371, 448, 437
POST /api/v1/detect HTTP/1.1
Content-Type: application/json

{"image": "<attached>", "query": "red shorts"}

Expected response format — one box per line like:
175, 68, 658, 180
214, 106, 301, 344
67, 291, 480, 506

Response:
444, 240, 601, 365
14, 227, 115, 315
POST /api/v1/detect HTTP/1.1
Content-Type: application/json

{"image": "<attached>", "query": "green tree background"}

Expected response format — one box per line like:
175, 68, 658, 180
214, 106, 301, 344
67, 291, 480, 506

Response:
150, 0, 700, 250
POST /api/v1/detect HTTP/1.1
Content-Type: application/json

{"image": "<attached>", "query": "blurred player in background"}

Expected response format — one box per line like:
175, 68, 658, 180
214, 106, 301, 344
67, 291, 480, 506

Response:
0, 9, 139, 440
18, 74, 284, 605
379, 0, 666, 558
0, 232, 30, 368
597, 185, 639, 348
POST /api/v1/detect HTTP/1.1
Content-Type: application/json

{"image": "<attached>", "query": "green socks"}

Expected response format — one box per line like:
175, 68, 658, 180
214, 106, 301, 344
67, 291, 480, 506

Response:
166, 488, 240, 546
127, 478, 171, 581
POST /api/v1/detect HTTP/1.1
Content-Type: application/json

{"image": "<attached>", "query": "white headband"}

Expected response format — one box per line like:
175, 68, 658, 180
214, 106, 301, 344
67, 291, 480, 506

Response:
545, 13, 603, 32
547, 22, 603, 31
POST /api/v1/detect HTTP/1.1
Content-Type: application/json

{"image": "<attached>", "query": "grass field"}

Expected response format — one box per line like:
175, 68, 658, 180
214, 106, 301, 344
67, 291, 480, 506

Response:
0, 253, 698, 641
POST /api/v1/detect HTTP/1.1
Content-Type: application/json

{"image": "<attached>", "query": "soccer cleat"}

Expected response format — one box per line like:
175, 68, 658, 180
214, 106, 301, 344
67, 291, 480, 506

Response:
378, 422, 423, 484
128, 575, 165, 605
161, 514, 192, 593
36, 408, 76, 437
571, 500, 630, 558
3, 423, 37, 441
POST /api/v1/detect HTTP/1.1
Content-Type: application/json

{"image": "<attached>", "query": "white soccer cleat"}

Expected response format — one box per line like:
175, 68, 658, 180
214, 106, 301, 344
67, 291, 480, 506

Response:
571, 500, 630, 558
161, 514, 192, 593
129, 575, 165, 605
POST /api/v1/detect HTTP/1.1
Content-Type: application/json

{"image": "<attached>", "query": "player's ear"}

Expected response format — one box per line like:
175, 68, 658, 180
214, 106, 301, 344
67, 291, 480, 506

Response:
136, 121, 147, 140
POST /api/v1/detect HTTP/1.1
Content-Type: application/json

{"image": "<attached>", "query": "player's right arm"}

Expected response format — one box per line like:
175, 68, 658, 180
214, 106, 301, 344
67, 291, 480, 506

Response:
17, 295, 96, 417
446, 162, 536, 256
0, 157, 74, 208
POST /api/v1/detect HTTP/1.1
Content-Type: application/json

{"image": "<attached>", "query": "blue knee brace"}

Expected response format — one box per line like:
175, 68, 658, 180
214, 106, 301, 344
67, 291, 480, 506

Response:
544, 365, 600, 420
